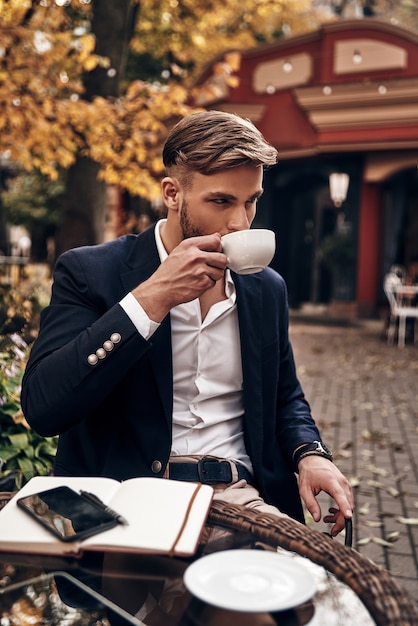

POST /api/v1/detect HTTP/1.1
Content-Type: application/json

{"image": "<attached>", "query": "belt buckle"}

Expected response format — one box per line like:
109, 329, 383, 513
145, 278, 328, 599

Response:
197, 457, 233, 484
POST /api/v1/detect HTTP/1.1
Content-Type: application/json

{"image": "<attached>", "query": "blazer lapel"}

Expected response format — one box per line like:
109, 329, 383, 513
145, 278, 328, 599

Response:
120, 227, 173, 427
234, 273, 265, 463
120, 226, 161, 293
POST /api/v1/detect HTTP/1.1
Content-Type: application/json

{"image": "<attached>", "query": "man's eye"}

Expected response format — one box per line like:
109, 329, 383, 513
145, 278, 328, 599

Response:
212, 198, 228, 205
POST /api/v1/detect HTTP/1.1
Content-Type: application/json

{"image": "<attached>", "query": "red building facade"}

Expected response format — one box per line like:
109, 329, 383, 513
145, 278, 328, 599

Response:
195, 18, 418, 317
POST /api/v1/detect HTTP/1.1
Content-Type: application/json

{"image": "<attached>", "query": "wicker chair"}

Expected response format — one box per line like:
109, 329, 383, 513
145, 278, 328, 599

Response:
208, 500, 418, 626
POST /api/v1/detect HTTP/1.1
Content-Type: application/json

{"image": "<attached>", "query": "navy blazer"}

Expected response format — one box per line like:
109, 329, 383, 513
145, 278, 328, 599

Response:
21, 225, 321, 521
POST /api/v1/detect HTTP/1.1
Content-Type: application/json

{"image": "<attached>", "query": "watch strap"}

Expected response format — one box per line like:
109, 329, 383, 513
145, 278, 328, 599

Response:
293, 440, 333, 472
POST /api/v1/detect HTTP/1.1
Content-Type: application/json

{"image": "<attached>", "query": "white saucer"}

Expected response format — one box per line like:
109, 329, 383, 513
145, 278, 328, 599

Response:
183, 549, 317, 612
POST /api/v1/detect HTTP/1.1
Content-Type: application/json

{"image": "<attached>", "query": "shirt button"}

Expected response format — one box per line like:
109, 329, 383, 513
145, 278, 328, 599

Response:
110, 333, 121, 344
87, 354, 98, 365
151, 460, 162, 473
103, 340, 114, 352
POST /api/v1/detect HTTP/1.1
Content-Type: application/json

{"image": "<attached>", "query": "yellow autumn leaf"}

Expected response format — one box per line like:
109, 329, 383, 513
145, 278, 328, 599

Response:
0, 0, 31, 27
82, 56, 100, 72
79, 34, 96, 55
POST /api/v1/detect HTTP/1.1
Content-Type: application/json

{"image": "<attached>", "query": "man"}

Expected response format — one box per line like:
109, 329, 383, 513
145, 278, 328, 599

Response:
21, 110, 353, 537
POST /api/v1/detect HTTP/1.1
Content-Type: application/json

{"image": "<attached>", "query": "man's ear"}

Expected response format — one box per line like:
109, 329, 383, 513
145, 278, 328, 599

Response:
161, 177, 180, 210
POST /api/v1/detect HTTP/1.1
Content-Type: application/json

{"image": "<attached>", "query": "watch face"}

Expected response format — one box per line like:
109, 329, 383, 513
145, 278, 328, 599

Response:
294, 441, 333, 471
314, 441, 331, 455
313, 441, 333, 460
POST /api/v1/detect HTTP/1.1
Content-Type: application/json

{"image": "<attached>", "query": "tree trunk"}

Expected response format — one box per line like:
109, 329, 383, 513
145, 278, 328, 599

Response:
56, 159, 105, 256
55, 0, 138, 257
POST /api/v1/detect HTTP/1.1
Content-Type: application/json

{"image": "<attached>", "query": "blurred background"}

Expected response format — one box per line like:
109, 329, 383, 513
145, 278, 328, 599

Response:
1, 0, 418, 316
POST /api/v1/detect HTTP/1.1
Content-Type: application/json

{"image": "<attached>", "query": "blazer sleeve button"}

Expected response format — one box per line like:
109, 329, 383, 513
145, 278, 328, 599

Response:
96, 347, 106, 359
88, 354, 98, 365
151, 460, 162, 473
103, 340, 114, 351
110, 333, 121, 344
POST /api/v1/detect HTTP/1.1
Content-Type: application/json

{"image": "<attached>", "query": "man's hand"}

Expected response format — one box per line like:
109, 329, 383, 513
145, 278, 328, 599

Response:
297, 455, 354, 536
132, 234, 227, 323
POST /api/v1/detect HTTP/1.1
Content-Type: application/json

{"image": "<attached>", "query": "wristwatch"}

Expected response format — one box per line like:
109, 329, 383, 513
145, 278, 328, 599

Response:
293, 440, 333, 472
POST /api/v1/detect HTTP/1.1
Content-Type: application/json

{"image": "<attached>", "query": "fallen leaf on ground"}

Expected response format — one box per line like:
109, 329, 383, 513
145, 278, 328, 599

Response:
359, 502, 370, 515
366, 464, 389, 477
397, 516, 418, 525
367, 480, 385, 489
372, 536, 393, 547
357, 537, 371, 546
385, 532, 400, 542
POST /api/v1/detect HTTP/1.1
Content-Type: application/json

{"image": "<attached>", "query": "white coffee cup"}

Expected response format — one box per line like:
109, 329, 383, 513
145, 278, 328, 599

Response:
221, 229, 276, 274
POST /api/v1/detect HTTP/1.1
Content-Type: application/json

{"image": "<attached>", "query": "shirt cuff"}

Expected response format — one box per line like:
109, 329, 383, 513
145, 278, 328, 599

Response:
119, 292, 160, 340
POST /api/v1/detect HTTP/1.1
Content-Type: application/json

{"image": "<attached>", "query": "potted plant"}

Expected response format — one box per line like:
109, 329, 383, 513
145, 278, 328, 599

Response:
321, 231, 357, 301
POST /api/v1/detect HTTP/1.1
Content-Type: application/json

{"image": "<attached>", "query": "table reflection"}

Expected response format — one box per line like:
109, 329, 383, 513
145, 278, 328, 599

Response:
97, 536, 375, 625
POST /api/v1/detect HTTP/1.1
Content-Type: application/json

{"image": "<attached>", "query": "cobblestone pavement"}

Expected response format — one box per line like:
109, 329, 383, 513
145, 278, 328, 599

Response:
289, 317, 418, 600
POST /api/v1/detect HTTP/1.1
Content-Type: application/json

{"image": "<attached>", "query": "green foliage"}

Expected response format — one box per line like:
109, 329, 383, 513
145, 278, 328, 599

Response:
3, 170, 64, 231
2, 169, 65, 262
0, 283, 57, 491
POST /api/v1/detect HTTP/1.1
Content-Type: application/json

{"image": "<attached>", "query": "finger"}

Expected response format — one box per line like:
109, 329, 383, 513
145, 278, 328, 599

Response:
325, 509, 346, 536
302, 493, 321, 522
328, 484, 354, 519
330, 518, 346, 536
192, 233, 223, 252
206, 253, 228, 271
329, 507, 339, 514
323, 507, 339, 521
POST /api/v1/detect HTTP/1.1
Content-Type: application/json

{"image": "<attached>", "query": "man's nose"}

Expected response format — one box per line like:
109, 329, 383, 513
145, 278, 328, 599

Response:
227, 207, 251, 231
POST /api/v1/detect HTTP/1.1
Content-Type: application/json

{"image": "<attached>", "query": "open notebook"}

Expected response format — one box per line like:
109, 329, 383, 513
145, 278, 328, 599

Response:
0, 475, 213, 557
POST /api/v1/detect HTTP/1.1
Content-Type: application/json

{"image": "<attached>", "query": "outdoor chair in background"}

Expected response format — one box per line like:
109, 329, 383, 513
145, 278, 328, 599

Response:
389, 264, 407, 282
384, 272, 418, 348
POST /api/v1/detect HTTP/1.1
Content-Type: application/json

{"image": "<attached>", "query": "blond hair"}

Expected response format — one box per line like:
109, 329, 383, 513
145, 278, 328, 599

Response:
163, 111, 278, 183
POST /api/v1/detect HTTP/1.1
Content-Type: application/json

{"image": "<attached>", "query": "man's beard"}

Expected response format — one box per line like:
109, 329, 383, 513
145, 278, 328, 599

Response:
179, 201, 204, 239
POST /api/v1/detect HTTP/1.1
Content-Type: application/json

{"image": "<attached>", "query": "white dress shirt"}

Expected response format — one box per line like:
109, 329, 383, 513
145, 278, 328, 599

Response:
120, 220, 252, 473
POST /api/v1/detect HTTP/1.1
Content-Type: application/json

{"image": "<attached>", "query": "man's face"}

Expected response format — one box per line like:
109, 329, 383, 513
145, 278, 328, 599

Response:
178, 165, 264, 239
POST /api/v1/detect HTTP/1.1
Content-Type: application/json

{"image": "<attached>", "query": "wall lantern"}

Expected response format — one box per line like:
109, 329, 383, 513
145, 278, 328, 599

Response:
329, 172, 349, 207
